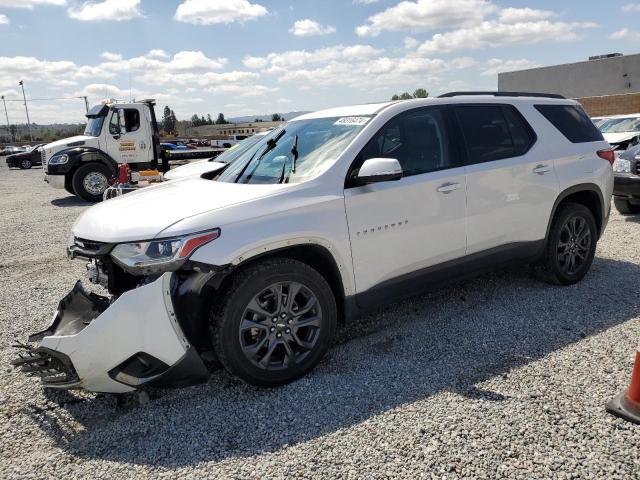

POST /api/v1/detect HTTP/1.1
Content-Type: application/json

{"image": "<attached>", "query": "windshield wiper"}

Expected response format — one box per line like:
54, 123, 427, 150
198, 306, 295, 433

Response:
281, 134, 298, 184
234, 129, 286, 183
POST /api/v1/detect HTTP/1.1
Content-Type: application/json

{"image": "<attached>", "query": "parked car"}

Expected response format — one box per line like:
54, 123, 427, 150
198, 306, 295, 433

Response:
599, 114, 640, 152
0, 146, 25, 156
6, 144, 45, 169
13, 93, 613, 394
612, 143, 640, 214
592, 115, 615, 128
163, 131, 269, 181
160, 142, 188, 151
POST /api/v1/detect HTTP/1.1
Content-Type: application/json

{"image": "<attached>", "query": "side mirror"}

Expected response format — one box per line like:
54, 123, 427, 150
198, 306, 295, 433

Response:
353, 158, 402, 186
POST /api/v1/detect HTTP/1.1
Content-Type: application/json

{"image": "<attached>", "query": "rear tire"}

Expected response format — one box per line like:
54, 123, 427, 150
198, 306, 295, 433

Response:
72, 163, 111, 202
210, 258, 337, 387
536, 203, 597, 285
614, 197, 640, 215
19, 159, 32, 169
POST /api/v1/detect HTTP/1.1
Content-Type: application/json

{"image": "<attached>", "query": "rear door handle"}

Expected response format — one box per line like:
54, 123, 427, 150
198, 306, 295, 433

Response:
436, 182, 460, 193
532, 164, 551, 175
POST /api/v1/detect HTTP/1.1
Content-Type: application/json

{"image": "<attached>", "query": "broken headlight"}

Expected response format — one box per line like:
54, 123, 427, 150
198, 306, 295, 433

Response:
110, 229, 220, 274
613, 158, 631, 173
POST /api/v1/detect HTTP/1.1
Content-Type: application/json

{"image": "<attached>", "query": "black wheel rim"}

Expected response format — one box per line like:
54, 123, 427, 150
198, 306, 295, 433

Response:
557, 215, 591, 275
21, 159, 30, 168
239, 281, 322, 371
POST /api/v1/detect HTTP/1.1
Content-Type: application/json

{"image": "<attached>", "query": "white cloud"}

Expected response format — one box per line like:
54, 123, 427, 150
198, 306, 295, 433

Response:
498, 7, 554, 23
290, 19, 336, 36
403, 37, 418, 49
100, 51, 122, 61
68, 0, 142, 21
418, 20, 596, 53
147, 49, 169, 59
174, 0, 267, 25
355, 0, 495, 37
622, 3, 640, 12
0, 0, 65, 8
0, 14, 8, 24
481, 58, 541, 76
353, 0, 380, 4
610, 28, 640, 41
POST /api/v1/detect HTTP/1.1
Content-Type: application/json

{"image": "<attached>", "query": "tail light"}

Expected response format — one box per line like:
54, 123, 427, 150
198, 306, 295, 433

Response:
597, 149, 615, 165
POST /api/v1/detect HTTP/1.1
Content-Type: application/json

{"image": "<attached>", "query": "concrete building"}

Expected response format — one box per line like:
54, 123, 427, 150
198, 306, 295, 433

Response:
187, 121, 284, 139
498, 53, 640, 116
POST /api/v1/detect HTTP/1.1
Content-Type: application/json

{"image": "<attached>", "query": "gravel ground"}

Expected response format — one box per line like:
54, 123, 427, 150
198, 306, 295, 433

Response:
0, 161, 639, 479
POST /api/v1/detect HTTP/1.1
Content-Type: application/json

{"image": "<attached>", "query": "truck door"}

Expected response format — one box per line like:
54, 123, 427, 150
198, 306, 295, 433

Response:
103, 106, 149, 165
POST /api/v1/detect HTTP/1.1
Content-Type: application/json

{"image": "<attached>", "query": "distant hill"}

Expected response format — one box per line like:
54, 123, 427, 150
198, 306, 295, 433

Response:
227, 111, 311, 123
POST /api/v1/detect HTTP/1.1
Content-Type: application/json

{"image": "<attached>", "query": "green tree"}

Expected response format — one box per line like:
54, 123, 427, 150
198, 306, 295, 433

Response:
215, 113, 228, 125
413, 88, 428, 98
391, 94, 400, 101
399, 92, 412, 100
207, 113, 213, 125
271, 113, 283, 122
162, 105, 177, 133
191, 114, 201, 127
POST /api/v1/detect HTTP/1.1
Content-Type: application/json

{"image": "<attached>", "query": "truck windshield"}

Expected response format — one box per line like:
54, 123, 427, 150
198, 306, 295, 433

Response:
84, 116, 105, 137
216, 116, 371, 184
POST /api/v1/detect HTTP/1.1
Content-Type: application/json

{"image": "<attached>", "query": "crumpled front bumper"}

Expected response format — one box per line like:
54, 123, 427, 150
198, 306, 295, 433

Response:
13, 273, 209, 393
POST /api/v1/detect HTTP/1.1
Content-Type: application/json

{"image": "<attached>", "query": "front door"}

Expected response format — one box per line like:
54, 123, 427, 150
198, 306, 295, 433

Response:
344, 106, 467, 301
103, 106, 148, 165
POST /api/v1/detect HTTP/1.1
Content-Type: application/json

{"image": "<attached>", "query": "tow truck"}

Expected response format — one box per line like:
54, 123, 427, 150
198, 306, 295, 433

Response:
42, 99, 222, 202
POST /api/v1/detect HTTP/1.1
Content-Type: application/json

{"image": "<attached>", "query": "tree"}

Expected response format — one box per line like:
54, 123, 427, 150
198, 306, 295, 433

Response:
413, 88, 428, 98
190, 114, 200, 127
215, 113, 228, 125
162, 105, 176, 133
391, 94, 400, 101
207, 113, 213, 125
399, 92, 412, 100
169, 110, 177, 132
271, 113, 283, 122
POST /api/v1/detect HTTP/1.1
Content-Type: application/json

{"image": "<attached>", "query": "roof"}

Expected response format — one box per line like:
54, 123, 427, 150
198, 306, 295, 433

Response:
292, 102, 396, 121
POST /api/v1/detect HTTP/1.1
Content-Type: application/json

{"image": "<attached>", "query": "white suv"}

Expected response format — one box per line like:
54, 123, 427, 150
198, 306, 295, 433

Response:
14, 93, 614, 393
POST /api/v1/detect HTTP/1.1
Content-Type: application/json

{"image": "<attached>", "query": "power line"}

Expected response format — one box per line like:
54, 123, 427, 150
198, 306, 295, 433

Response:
1, 96, 88, 102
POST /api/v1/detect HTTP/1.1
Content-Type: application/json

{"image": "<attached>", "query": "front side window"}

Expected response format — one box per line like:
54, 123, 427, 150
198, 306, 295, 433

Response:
217, 116, 370, 184
359, 108, 451, 176
108, 110, 120, 135
455, 105, 534, 164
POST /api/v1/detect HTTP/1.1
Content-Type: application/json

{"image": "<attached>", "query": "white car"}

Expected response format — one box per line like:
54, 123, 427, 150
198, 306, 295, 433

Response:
14, 93, 613, 393
164, 132, 269, 181
599, 114, 640, 152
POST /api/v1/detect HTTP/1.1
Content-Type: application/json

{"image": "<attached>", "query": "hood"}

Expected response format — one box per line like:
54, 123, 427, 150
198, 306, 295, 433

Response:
7, 148, 37, 159
72, 177, 288, 243
603, 131, 640, 145
44, 135, 95, 154
163, 160, 226, 181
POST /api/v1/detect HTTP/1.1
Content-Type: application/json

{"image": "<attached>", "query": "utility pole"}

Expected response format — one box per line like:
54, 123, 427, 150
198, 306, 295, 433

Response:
1, 95, 10, 142
18, 80, 33, 141
83, 96, 89, 113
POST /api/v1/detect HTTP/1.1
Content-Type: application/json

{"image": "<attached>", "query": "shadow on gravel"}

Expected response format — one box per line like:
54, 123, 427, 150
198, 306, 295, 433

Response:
26, 257, 640, 467
50, 196, 91, 207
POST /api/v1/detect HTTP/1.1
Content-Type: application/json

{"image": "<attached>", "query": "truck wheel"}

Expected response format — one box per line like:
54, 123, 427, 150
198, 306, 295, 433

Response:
72, 163, 111, 202
19, 159, 32, 169
535, 203, 597, 285
614, 197, 640, 215
210, 258, 337, 387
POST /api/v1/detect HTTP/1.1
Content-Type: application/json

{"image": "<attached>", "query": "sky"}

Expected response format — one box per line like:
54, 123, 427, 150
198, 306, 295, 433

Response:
0, 0, 639, 124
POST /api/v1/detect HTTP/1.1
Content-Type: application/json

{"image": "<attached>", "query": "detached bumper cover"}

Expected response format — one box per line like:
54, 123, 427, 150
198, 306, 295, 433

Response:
13, 273, 209, 393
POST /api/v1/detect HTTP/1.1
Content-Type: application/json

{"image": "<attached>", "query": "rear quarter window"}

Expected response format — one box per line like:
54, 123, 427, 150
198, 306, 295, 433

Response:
534, 104, 604, 143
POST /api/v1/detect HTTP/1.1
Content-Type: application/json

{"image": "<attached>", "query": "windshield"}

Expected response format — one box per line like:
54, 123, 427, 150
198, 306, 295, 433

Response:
600, 117, 640, 133
84, 116, 105, 137
217, 116, 371, 184
212, 134, 267, 164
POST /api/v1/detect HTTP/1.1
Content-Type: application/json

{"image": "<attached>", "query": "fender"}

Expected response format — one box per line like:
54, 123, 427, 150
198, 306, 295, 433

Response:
545, 183, 605, 239
48, 147, 118, 176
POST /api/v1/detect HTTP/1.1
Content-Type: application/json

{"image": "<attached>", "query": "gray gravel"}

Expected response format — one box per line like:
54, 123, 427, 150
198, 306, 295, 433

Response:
1, 161, 639, 479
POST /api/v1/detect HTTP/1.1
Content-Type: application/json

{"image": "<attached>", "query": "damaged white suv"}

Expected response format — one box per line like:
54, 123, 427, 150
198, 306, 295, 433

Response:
14, 93, 613, 393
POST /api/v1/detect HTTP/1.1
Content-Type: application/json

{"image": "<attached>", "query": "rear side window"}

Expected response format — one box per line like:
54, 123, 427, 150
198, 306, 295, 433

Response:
454, 105, 535, 164
534, 104, 603, 143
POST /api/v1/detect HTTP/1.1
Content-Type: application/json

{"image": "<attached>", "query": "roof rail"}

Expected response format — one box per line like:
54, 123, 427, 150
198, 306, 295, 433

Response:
438, 91, 566, 99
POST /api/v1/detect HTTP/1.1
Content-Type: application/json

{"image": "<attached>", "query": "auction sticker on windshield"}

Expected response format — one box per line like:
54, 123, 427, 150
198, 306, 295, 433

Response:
334, 116, 370, 126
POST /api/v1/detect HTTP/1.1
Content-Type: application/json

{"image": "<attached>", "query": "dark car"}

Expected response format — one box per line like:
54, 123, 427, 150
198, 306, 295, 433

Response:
6, 144, 44, 169
612, 144, 640, 214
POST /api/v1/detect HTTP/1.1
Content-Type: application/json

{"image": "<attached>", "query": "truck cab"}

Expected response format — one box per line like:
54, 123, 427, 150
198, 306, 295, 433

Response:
43, 99, 160, 202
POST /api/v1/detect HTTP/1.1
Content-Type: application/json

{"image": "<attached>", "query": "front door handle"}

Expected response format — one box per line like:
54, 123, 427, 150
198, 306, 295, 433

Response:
532, 164, 551, 175
436, 182, 460, 193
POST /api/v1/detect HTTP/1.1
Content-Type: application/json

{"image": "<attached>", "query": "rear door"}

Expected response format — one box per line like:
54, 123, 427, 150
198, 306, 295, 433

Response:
344, 106, 467, 297
454, 104, 559, 254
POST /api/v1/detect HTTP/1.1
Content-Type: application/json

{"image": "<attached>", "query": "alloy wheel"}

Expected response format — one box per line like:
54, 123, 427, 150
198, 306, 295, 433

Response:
83, 172, 108, 195
239, 281, 322, 370
556, 215, 591, 275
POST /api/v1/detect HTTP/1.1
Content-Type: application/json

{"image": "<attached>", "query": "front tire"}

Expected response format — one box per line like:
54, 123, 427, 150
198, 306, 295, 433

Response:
536, 203, 597, 285
72, 163, 111, 202
614, 197, 640, 215
19, 159, 32, 169
210, 258, 337, 387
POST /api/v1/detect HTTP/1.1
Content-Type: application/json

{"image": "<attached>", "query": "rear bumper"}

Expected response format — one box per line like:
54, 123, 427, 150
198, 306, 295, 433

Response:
614, 173, 640, 198
12, 273, 209, 393
44, 173, 65, 189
